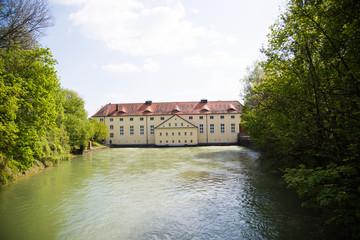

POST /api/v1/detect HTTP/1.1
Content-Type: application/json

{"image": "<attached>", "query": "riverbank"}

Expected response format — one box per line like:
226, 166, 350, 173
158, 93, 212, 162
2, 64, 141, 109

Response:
0, 144, 110, 186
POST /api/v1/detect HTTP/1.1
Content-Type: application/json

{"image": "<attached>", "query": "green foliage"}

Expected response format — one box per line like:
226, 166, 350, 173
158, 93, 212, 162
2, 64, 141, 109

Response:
284, 163, 360, 225
0, 45, 96, 185
242, 0, 360, 236
0, 46, 59, 170
89, 119, 108, 143
61, 89, 91, 153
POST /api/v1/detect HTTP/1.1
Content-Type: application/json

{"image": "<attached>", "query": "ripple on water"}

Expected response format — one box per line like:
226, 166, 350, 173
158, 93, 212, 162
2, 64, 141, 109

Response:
0, 146, 335, 240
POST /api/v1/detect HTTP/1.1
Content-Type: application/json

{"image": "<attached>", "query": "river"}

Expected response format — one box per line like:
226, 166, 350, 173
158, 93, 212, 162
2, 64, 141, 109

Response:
0, 146, 333, 239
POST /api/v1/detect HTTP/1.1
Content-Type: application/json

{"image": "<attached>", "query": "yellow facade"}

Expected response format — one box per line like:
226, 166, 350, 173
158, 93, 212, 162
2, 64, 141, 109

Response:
94, 113, 241, 146
155, 115, 198, 146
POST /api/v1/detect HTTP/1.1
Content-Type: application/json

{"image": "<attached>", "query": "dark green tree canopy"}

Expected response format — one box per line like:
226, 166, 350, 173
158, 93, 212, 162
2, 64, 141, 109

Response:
242, 0, 360, 237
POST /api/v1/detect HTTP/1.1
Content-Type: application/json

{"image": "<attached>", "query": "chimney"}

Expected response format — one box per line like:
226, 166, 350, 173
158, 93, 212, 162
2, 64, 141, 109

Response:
145, 100, 152, 105
116, 104, 119, 111
200, 99, 208, 104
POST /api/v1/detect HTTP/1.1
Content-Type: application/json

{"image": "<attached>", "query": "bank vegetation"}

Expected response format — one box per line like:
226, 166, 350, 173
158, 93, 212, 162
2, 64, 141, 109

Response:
0, 0, 108, 185
242, 0, 360, 238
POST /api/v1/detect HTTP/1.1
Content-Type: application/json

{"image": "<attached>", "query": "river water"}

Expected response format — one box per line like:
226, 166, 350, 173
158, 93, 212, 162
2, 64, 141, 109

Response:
0, 146, 333, 240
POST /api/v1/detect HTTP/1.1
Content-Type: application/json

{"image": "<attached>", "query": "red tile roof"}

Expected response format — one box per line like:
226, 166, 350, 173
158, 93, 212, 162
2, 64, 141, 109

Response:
92, 100, 242, 117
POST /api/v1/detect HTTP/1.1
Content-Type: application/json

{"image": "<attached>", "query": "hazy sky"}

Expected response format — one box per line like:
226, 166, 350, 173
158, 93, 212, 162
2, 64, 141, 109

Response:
43, 0, 285, 116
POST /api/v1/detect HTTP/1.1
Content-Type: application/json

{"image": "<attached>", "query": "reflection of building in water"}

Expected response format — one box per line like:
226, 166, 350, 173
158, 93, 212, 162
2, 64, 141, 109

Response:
92, 99, 242, 146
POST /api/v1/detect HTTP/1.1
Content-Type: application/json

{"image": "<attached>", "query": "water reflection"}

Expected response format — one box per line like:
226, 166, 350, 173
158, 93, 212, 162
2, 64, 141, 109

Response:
0, 146, 333, 240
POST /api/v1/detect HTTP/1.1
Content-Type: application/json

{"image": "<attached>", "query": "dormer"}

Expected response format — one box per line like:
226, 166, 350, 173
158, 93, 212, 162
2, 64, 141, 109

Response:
227, 104, 236, 112
116, 104, 126, 114
171, 105, 180, 114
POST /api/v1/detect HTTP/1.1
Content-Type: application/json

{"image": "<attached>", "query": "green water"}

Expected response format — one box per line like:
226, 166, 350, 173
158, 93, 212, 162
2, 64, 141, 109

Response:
0, 146, 332, 239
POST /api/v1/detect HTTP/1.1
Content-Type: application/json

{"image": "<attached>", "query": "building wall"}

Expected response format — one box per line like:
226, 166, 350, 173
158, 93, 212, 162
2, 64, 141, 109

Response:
154, 115, 198, 146
93, 113, 241, 146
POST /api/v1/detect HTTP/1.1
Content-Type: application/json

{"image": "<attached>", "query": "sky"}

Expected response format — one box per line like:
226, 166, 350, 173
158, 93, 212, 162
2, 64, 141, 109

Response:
42, 0, 285, 117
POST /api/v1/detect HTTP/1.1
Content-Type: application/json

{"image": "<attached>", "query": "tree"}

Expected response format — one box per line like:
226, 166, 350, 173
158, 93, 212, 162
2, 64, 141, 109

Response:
242, 0, 360, 237
0, 45, 60, 170
0, 0, 53, 49
62, 89, 91, 153
89, 119, 108, 143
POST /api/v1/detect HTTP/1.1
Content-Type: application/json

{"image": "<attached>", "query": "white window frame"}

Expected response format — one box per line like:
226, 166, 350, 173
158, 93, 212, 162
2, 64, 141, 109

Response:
221, 124, 225, 133
231, 123, 236, 133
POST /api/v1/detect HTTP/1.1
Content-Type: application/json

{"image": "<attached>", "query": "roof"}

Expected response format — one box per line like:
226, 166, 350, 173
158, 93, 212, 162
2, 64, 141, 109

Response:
92, 100, 242, 117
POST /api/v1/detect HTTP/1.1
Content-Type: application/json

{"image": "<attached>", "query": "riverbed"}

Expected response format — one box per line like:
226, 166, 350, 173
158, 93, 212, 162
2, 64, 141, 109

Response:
0, 146, 332, 239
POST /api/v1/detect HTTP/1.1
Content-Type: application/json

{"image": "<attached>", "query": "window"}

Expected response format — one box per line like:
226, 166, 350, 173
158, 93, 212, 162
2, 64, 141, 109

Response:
189, 116, 193, 120
140, 117, 144, 121
185, 140, 187, 143
199, 116, 203, 120
100, 119, 104, 122
160, 132, 162, 136
110, 133, 114, 138
221, 124, 225, 133
231, 115, 235, 119
161, 117, 165, 120
172, 132, 174, 136
169, 123, 171, 127
178, 132, 181, 136
200, 124, 204, 134
175, 123, 177, 127
220, 116, 224, 119
172, 140, 174, 143
119, 118, 123, 121
190, 132, 192, 136
181, 123, 183, 126
210, 124, 214, 134
110, 125, 114, 130
231, 124, 236, 133
210, 116, 214, 119
140, 125, 144, 135
178, 140, 181, 143
150, 117, 154, 121
130, 126, 134, 135
190, 140, 193, 143
110, 118, 113, 122
160, 140, 162, 143
184, 132, 187, 136
120, 126, 124, 135
130, 118, 134, 121
150, 125, 154, 135
166, 132, 168, 136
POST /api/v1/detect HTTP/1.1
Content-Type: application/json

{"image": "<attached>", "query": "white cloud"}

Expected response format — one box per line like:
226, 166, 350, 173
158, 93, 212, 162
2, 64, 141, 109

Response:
50, 0, 86, 5
67, 0, 222, 56
102, 63, 142, 73
207, 70, 240, 98
102, 59, 159, 73
143, 59, 160, 72
192, 8, 199, 14
184, 51, 247, 68
104, 93, 127, 103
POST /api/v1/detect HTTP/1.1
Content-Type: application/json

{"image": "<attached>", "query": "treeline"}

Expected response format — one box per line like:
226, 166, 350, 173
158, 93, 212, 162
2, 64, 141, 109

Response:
0, 0, 108, 184
242, 0, 359, 238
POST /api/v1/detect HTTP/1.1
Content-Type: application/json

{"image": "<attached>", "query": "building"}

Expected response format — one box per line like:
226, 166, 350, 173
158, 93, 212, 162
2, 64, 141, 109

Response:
92, 99, 242, 147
